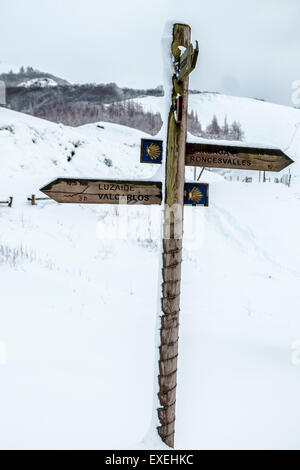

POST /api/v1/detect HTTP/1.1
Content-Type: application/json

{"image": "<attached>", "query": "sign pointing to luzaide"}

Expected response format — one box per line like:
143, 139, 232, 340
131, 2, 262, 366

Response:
40, 178, 163, 205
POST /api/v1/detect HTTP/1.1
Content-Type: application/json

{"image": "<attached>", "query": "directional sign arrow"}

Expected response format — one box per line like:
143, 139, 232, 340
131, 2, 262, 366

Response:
185, 143, 294, 172
40, 178, 162, 205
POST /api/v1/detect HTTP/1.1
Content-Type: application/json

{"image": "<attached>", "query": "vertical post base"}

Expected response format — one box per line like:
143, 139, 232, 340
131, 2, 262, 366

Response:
157, 237, 182, 448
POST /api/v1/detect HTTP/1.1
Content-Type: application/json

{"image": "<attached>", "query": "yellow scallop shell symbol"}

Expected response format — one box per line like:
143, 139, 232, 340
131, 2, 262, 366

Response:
189, 187, 203, 203
146, 143, 161, 160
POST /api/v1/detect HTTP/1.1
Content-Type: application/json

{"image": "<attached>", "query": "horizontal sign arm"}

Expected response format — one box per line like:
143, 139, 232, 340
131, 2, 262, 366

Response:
40, 178, 210, 207
185, 142, 294, 172
40, 178, 163, 205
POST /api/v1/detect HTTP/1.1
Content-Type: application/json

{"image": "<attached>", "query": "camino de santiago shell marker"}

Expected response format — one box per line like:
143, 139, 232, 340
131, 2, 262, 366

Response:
40, 23, 294, 450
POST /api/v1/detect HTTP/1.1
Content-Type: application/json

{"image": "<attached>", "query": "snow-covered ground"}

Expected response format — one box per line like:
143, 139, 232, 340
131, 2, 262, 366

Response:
1, 96, 300, 450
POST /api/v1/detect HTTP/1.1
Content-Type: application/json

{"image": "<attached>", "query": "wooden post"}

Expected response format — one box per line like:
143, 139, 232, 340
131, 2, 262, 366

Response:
0, 197, 13, 207
157, 23, 191, 449
197, 167, 205, 182
27, 195, 37, 205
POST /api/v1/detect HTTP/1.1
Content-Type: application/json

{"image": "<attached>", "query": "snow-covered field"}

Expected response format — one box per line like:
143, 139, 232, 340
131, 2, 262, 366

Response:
1, 94, 300, 450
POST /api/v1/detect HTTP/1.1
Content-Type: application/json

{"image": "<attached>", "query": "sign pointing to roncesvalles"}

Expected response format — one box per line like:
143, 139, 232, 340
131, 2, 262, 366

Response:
185, 142, 294, 172
141, 139, 294, 172
140, 139, 294, 172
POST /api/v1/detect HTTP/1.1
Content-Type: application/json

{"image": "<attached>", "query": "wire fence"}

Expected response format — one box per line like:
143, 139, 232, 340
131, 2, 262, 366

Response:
224, 172, 292, 187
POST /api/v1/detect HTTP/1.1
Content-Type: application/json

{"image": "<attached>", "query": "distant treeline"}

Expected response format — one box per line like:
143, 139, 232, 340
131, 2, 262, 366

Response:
3, 71, 244, 139
30, 100, 244, 140
32, 100, 163, 135
188, 111, 244, 140
0, 67, 69, 87
5, 83, 164, 114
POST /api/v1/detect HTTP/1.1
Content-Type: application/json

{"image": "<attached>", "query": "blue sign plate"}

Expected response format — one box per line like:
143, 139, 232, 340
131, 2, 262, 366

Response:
184, 183, 209, 206
140, 139, 163, 164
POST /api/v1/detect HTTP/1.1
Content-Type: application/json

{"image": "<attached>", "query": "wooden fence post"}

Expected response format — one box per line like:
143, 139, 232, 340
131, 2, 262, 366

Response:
157, 23, 191, 449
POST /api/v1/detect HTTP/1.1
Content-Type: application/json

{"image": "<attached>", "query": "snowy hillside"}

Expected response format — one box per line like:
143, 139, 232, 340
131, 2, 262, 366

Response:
18, 78, 58, 88
133, 93, 300, 162
1, 103, 300, 450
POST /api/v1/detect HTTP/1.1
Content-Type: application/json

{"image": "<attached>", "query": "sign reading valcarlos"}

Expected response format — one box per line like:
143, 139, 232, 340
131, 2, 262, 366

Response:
185, 143, 294, 172
40, 178, 162, 205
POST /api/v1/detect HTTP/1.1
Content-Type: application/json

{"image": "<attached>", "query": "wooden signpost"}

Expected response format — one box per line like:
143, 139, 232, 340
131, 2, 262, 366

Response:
40, 178, 163, 205
27, 195, 51, 205
40, 23, 294, 449
142, 140, 294, 172
0, 197, 13, 208
156, 24, 193, 448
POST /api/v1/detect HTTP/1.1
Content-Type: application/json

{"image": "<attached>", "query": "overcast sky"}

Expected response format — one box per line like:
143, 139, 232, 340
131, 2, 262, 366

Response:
1, 0, 299, 105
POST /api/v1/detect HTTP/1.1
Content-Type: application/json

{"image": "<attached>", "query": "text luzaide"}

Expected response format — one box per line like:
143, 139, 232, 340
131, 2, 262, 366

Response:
99, 183, 135, 192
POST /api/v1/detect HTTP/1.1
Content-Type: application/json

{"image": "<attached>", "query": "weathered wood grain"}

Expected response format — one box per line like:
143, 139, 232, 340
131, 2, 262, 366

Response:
159, 370, 177, 393
157, 23, 191, 449
159, 357, 178, 376
161, 315, 179, 330
157, 422, 176, 439
162, 280, 181, 298
178, 41, 199, 82
161, 296, 181, 315
158, 387, 177, 408
162, 262, 182, 283
158, 403, 176, 426
163, 250, 183, 267
160, 325, 180, 345
160, 342, 179, 361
